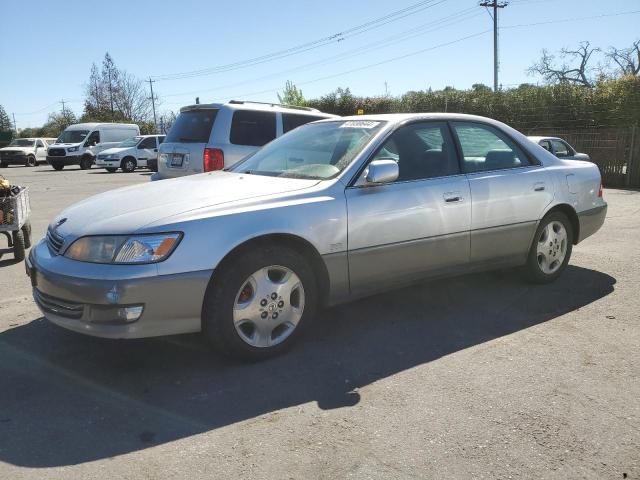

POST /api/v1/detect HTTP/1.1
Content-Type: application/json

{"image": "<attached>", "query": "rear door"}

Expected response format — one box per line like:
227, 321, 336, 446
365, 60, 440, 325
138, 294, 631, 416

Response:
159, 108, 219, 178
346, 121, 471, 294
451, 122, 553, 264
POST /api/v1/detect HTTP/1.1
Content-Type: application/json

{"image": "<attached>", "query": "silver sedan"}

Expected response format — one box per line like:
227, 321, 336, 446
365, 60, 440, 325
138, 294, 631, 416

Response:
27, 114, 607, 360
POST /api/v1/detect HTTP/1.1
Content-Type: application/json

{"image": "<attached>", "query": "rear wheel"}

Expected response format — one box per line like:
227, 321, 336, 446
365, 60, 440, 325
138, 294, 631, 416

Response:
79, 156, 93, 170
525, 212, 573, 283
21, 221, 32, 249
202, 245, 317, 360
12, 229, 25, 262
121, 157, 136, 173
26, 155, 37, 167
51, 162, 64, 171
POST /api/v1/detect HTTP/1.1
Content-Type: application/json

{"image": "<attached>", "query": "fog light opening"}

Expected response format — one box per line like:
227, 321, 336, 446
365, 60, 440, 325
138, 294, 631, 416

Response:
118, 305, 144, 322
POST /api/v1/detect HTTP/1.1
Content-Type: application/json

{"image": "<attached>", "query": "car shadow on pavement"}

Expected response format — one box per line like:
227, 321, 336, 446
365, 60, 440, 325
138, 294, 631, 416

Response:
0, 265, 615, 468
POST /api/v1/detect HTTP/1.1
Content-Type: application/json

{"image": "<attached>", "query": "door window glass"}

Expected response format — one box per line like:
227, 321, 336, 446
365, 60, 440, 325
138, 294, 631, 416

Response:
36, 140, 44, 148
371, 122, 460, 181
230, 110, 277, 146
85, 131, 100, 146
138, 137, 156, 149
551, 139, 570, 157
283, 113, 326, 133
539, 140, 552, 152
452, 122, 530, 172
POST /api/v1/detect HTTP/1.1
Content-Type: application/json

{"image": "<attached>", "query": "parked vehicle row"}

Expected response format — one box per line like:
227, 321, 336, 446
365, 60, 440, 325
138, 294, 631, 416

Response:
0, 137, 56, 167
527, 136, 590, 161
46, 123, 140, 170
95, 135, 165, 172
27, 113, 606, 360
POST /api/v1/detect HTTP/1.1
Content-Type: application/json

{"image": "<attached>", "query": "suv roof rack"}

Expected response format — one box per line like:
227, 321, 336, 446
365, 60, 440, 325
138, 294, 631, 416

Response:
228, 100, 320, 113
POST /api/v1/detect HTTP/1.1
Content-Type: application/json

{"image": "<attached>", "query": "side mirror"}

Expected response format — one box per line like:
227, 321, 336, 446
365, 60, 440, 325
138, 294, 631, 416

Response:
365, 159, 399, 184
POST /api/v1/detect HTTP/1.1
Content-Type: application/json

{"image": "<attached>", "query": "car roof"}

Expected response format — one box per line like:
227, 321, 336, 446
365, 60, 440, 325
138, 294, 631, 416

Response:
180, 100, 337, 117
315, 112, 513, 126
65, 122, 139, 130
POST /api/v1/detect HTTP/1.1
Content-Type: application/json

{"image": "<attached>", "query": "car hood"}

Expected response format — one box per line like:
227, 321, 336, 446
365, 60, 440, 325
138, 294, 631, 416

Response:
98, 147, 129, 156
51, 143, 81, 148
0, 146, 32, 153
51, 172, 320, 238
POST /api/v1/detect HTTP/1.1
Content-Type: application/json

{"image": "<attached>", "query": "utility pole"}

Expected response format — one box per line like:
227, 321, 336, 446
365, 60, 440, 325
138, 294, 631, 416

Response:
12, 113, 17, 133
60, 99, 67, 115
108, 69, 114, 118
479, 1, 508, 92
147, 77, 158, 133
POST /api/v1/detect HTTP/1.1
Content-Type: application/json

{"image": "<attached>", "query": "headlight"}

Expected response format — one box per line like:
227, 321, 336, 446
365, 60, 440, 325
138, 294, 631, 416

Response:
106, 154, 120, 160
67, 146, 79, 152
65, 233, 182, 264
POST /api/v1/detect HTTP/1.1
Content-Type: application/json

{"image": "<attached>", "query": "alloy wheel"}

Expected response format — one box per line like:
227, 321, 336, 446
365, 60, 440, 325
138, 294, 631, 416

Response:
536, 220, 568, 274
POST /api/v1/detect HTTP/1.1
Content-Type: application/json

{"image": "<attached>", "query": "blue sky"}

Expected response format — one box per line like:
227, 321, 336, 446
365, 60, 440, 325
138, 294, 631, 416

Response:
2, 0, 639, 129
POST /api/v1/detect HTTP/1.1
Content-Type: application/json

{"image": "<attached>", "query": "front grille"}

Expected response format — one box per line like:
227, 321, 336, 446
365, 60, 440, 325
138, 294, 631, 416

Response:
48, 148, 66, 157
34, 289, 84, 319
46, 228, 65, 254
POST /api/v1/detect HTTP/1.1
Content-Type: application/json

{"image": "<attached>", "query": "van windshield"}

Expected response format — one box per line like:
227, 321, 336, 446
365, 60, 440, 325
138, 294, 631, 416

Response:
230, 120, 385, 180
57, 130, 89, 144
118, 136, 143, 148
165, 109, 218, 143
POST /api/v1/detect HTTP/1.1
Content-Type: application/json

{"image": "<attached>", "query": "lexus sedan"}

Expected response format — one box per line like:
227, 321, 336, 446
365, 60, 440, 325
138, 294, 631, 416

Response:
27, 114, 607, 360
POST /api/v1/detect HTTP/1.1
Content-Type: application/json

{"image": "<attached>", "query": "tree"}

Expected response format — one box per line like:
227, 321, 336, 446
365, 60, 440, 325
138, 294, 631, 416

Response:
528, 41, 599, 87
606, 40, 640, 77
41, 110, 77, 138
277, 81, 306, 106
0, 105, 12, 132
114, 71, 153, 123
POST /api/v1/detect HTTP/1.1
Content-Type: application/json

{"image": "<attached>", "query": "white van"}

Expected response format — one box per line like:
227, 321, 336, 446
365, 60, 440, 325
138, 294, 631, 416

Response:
96, 134, 165, 172
46, 122, 140, 170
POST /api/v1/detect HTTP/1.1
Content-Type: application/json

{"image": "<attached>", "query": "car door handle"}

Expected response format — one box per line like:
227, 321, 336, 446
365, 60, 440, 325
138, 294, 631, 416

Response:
533, 182, 546, 192
443, 192, 463, 203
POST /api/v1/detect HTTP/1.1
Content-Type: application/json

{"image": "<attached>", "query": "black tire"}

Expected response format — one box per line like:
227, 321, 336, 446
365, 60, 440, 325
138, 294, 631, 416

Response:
525, 211, 573, 284
202, 245, 318, 360
121, 157, 136, 173
0, 162, 7, 168
26, 155, 37, 167
12, 229, 25, 262
79, 156, 93, 170
106, 167, 118, 173
21, 221, 32, 249
51, 162, 64, 171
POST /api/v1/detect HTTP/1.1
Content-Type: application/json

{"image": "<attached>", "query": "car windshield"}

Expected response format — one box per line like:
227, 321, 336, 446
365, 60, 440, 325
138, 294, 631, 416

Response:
57, 130, 89, 144
118, 136, 143, 148
9, 139, 35, 147
230, 120, 385, 180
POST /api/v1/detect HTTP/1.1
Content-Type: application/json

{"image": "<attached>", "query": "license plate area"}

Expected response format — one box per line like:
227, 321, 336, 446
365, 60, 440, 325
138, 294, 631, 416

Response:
170, 154, 184, 167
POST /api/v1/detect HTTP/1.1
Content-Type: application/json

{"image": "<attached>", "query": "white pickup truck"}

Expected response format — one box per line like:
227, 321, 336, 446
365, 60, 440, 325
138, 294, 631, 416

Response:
0, 138, 56, 167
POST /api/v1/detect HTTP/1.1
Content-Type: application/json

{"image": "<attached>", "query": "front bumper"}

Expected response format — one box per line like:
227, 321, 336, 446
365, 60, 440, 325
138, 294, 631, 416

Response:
0, 154, 27, 164
577, 204, 607, 243
95, 158, 120, 168
47, 155, 80, 166
26, 240, 212, 339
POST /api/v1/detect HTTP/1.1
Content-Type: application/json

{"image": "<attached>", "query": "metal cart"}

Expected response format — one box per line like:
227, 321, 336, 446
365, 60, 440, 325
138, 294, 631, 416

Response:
0, 187, 32, 261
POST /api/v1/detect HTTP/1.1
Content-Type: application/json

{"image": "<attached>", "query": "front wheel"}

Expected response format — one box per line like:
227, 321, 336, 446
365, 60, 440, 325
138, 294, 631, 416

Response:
525, 212, 573, 283
202, 246, 317, 360
79, 156, 93, 170
121, 157, 136, 173
26, 155, 37, 167
51, 162, 64, 171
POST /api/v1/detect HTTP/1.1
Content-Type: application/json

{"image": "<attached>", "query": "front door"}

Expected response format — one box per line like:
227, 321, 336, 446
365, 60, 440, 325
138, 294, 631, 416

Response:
35, 140, 46, 162
450, 122, 553, 265
136, 136, 157, 167
346, 121, 471, 295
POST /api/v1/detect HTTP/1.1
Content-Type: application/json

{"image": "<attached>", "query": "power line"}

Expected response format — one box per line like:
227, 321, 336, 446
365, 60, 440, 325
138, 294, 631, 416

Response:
501, 8, 640, 29
152, 0, 449, 81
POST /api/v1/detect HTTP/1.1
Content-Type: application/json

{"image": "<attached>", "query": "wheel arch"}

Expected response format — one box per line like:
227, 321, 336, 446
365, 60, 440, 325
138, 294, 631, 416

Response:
212, 233, 331, 306
543, 203, 580, 244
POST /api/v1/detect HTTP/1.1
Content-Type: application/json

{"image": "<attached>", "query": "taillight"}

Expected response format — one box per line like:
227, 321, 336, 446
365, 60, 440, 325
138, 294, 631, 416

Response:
598, 180, 603, 197
203, 148, 224, 172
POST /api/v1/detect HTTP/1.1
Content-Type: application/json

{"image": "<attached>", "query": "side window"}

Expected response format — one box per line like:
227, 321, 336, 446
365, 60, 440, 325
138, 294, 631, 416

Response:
551, 139, 568, 157
85, 131, 100, 146
36, 140, 44, 148
282, 113, 325, 133
138, 137, 156, 149
452, 122, 530, 173
230, 110, 277, 146
539, 140, 552, 152
371, 122, 460, 181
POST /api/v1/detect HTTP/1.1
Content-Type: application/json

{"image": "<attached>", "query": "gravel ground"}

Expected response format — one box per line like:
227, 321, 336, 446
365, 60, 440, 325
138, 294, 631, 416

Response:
0, 164, 638, 480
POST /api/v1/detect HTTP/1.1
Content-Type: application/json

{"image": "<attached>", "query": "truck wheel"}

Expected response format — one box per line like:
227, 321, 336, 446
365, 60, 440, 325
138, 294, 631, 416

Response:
12, 229, 26, 262
26, 155, 37, 167
106, 168, 117, 173
79, 156, 93, 170
51, 162, 64, 171
21, 221, 32, 249
121, 157, 137, 173
0, 162, 7, 168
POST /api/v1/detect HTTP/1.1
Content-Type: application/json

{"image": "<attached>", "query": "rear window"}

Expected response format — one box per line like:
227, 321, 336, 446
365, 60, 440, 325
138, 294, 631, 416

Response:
283, 113, 327, 133
230, 110, 277, 147
165, 109, 218, 143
